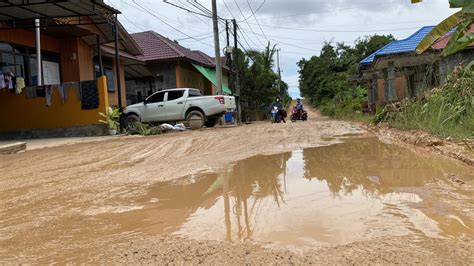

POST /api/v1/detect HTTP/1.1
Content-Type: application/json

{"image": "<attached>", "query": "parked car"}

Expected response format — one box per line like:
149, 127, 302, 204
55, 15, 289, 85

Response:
123, 88, 236, 129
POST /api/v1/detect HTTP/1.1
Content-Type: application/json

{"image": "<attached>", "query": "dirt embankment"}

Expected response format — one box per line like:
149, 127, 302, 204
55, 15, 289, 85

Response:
368, 124, 474, 166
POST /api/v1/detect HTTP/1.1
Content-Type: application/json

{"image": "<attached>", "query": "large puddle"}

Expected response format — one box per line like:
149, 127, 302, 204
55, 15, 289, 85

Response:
105, 137, 474, 249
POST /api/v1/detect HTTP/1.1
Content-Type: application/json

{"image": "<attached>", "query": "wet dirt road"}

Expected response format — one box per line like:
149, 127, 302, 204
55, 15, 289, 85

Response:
1, 107, 473, 264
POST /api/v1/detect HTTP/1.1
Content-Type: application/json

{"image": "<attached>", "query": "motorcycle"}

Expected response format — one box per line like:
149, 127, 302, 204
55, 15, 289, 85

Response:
290, 106, 308, 122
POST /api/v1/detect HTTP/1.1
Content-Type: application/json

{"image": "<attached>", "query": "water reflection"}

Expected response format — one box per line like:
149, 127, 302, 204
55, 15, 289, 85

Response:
106, 138, 473, 248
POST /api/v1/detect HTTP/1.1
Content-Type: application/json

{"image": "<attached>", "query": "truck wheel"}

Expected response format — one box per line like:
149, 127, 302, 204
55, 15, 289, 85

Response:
205, 118, 218, 128
125, 114, 139, 130
186, 110, 204, 129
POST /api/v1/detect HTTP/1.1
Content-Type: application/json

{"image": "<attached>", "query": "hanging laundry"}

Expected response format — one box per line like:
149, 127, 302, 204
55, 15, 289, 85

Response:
63, 82, 79, 101
75, 85, 82, 101
36, 86, 46, 97
81, 80, 99, 110
45, 85, 53, 106
0, 74, 5, 89
59, 84, 68, 104
15, 77, 25, 94
25, 86, 37, 99
5, 74, 13, 90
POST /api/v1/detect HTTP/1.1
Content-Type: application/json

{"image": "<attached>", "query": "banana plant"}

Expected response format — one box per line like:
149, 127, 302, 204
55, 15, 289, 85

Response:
99, 106, 121, 130
412, 0, 474, 56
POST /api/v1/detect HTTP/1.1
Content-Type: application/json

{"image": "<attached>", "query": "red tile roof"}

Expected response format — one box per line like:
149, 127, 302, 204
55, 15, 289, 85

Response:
432, 25, 474, 50
131, 31, 215, 67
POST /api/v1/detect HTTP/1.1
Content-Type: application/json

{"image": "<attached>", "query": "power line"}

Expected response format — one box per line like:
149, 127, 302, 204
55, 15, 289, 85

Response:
242, 23, 423, 33
237, 26, 254, 50
225, 2, 260, 49
131, 0, 213, 48
239, 26, 320, 52
246, 0, 268, 42
163, 0, 212, 18
176, 31, 214, 41
121, 0, 211, 32
241, 0, 265, 22
234, 0, 266, 47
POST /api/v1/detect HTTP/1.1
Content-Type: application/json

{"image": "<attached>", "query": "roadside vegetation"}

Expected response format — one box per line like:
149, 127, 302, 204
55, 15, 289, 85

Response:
234, 43, 291, 117
376, 66, 474, 139
297, 34, 394, 119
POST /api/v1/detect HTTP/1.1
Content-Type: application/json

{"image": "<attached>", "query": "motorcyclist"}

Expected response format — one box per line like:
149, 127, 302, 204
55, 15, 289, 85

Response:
296, 98, 304, 112
271, 97, 286, 123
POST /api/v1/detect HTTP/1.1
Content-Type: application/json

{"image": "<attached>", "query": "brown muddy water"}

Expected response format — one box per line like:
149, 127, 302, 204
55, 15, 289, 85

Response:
1, 137, 473, 262
103, 137, 474, 250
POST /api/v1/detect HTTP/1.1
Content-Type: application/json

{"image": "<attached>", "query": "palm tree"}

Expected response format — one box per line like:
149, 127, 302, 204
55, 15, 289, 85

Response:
246, 42, 277, 71
412, 0, 474, 56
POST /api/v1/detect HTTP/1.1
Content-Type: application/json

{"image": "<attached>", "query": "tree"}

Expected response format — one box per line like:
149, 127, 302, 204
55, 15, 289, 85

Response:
298, 35, 393, 109
412, 0, 474, 56
234, 42, 289, 111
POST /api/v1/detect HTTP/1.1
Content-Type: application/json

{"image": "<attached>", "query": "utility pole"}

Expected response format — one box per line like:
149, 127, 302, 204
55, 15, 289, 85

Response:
225, 20, 230, 49
233, 19, 241, 123
113, 18, 122, 108
211, 0, 223, 95
35, 19, 42, 86
276, 48, 282, 98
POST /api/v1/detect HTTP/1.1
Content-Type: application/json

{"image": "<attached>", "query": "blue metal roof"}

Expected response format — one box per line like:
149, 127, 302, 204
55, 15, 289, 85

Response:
360, 26, 435, 66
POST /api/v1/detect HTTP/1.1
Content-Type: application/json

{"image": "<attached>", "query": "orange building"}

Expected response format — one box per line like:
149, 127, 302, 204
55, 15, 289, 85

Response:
0, 0, 143, 138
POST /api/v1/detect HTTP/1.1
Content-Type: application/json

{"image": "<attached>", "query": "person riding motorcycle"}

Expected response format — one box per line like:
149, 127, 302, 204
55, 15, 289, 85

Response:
271, 97, 286, 123
296, 98, 304, 113
290, 98, 308, 122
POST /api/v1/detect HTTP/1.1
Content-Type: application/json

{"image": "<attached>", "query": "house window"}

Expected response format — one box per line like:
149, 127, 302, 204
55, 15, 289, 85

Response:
0, 42, 59, 86
94, 57, 115, 92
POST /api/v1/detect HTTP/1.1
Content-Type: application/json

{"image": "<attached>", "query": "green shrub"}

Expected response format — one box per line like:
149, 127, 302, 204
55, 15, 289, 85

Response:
130, 122, 161, 136
378, 66, 473, 139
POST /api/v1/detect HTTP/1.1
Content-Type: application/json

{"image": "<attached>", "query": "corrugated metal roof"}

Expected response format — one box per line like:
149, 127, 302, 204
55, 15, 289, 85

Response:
432, 25, 474, 50
0, 0, 119, 21
360, 26, 435, 65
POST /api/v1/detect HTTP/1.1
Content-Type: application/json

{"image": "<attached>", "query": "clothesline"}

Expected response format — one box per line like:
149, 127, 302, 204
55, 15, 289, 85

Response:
2, 78, 100, 110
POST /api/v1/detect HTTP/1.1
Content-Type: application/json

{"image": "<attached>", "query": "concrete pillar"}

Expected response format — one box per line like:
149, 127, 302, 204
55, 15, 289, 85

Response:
387, 61, 398, 102
439, 58, 448, 85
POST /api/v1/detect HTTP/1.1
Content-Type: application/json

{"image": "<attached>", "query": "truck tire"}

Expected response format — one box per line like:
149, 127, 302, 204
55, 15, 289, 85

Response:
205, 118, 218, 128
186, 110, 204, 129
125, 114, 140, 130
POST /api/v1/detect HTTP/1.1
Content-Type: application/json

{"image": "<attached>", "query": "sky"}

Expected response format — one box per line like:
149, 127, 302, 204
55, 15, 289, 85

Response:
106, 0, 456, 98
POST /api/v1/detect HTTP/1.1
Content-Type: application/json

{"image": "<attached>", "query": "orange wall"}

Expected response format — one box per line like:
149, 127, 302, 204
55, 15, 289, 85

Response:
108, 60, 127, 107
0, 77, 108, 131
176, 61, 230, 95
176, 62, 206, 92
376, 76, 409, 107
394, 76, 408, 101
376, 79, 385, 107
0, 29, 60, 53
1, 29, 95, 83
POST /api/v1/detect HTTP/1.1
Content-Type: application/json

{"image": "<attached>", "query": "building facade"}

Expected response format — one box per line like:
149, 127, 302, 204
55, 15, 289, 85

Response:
0, 1, 142, 138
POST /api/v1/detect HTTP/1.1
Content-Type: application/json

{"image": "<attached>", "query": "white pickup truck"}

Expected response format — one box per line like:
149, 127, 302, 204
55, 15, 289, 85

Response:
123, 88, 236, 128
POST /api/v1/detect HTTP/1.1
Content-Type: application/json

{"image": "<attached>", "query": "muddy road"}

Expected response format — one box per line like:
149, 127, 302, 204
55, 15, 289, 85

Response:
1, 107, 473, 264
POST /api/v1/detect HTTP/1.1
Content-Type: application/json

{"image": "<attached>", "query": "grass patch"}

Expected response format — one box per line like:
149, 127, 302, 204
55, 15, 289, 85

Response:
318, 86, 374, 123
376, 67, 473, 140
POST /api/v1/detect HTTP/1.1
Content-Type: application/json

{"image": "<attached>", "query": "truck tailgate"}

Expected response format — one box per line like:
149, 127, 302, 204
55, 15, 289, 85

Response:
224, 96, 236, 110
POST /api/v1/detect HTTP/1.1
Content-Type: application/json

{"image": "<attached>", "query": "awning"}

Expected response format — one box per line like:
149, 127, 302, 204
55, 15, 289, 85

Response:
192, 63, 232, 95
